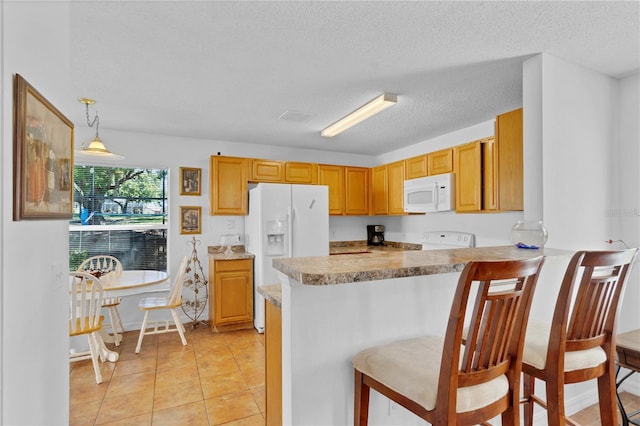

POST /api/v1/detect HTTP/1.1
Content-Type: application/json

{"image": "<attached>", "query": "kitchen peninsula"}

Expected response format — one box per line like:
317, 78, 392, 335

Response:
270, 246, 573, 425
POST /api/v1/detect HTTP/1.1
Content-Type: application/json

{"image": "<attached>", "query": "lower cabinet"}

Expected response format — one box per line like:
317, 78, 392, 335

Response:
208, 258, 253, 332
265, 299, 282, 425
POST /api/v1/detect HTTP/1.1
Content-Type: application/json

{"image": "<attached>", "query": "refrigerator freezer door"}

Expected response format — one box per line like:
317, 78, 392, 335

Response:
291, 185, 329, 257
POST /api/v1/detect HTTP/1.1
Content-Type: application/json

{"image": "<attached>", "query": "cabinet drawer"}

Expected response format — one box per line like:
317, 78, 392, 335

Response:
214, 258, 252, 272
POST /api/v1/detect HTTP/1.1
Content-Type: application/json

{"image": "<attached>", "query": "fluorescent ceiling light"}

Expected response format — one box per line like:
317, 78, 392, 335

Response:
321, 93, 397, 138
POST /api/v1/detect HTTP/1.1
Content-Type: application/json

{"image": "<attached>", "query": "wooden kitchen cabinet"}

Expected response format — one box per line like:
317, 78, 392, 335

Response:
405, 154, 428, 180
427, 148, 453, 175
209, 258, 253, 332
210, 156, 248, 215
265, 299, 282, 425
370, 165, 389, 215
318, 164, 345, 215
344, 167, 369, 215
251, 159, 284, 182
387, 160, 406, 215
370, 161, 405, 215
454, 140, 483, 212
285, 162, 317, 184
495, 108, 523, 211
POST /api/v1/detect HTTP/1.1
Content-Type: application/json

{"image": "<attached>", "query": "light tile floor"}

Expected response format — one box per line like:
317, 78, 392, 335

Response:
70, 325, 265, 425
70, 325, 640, 425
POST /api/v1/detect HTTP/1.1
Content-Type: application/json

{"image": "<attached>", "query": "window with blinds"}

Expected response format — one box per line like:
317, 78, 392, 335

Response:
69, 166, 168, 271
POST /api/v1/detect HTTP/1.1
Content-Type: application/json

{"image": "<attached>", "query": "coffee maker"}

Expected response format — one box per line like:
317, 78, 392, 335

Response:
367, 225, 385, 246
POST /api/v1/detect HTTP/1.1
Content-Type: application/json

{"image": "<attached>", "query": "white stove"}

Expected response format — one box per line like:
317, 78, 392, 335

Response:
421, 231, 475, 250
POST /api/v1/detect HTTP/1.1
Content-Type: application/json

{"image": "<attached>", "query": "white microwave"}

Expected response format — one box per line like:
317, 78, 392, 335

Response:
403, 172, 455, 213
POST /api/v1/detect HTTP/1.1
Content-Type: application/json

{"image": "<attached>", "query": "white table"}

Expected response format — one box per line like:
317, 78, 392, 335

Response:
75, 270, 169, 362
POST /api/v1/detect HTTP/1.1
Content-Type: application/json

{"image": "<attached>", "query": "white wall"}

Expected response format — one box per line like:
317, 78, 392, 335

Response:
1, 2, 72, 424
615, 72, 640, 334
524, 53, 640, 415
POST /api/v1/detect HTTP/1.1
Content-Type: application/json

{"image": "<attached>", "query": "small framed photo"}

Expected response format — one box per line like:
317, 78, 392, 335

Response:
180, 167, 201, 196
180, 206, 201, 234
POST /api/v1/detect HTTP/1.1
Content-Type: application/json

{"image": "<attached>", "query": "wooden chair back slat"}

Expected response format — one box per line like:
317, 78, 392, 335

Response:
439, 256, 545, 405
69, 271, 103, 335
562, 254, 632, 353
78, 255, 123, 274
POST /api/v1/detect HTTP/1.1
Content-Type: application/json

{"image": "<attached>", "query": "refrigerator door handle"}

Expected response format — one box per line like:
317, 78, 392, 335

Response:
287, 207, 293, 257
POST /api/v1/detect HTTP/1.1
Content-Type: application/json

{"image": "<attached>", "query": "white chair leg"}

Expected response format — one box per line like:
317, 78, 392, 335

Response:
135, 311, 150, 353
171, 308, 187, 346
88, 333, 103, 384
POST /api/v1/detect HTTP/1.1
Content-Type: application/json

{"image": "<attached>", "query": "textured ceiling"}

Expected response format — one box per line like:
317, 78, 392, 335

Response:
68, 1, 640, 156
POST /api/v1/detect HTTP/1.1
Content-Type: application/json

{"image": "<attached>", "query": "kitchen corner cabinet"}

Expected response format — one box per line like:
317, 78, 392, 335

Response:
371, 165, 389, 215
427, 148, 453, 175
251, 159, 283, 182
344, 167, 369, 215
209, 258, 253, 332
496, 108, 523, 211
318, 165, 345, 215
387, 160, 406, 215
210, 156, 248, 215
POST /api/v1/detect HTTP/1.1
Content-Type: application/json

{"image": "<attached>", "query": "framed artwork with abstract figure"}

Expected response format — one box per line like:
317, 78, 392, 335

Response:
180, 167, 201, 196
180, 206, 201, 234
13, 74, 74, 220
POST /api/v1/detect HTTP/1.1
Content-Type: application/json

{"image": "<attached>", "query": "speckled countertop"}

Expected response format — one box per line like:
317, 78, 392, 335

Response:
257, 284, 281, 308
273, 246, 572, 286
208, 245, 254, 260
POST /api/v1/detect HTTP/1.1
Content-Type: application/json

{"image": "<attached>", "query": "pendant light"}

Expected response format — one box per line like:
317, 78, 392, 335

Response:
76, 97, 124, 160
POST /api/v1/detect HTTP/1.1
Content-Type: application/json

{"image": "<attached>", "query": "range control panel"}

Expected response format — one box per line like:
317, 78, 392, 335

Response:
421, 231, 476, 249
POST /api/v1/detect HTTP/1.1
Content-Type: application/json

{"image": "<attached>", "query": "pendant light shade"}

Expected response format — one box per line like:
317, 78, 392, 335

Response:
76, 98, 124, 160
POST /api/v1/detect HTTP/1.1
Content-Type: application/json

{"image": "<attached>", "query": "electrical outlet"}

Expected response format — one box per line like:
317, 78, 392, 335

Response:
226, 219, 234, 229
421, 232, 428, 241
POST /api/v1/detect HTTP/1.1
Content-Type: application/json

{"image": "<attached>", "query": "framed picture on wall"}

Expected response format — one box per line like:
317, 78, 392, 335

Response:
13, 73, 74, 220
180, 206, 201, 234
180, 167, 201, 196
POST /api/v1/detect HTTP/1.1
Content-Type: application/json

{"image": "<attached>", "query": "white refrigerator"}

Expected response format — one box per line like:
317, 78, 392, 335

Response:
245, 183, 329, 333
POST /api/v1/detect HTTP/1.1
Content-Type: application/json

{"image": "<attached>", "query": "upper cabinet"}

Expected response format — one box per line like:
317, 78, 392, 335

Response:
495, 108, 523, 211
344, 167, 369, 215
454, 141, 483, 212
453, 107, 523, 213
208, 110, 522, 216
318, 165, 345, 215
405, 154, 428, 180
371, 165, 389, 215
210, 156, 248, 215
251, 159, 283, 182
285, 162, 317, 184
370, 161, 405, 215
427, 148, 453, 175
387, 161, 406, 215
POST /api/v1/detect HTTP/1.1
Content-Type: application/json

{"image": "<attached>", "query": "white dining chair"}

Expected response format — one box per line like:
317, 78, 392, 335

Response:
69, 271, 105, 384
78, 255, 125, 345
135, 256, 189, 353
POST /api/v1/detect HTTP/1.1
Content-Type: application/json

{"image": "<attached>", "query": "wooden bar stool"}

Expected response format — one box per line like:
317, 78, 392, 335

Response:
521, 249, 638, 426
352, 256, 545, 426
